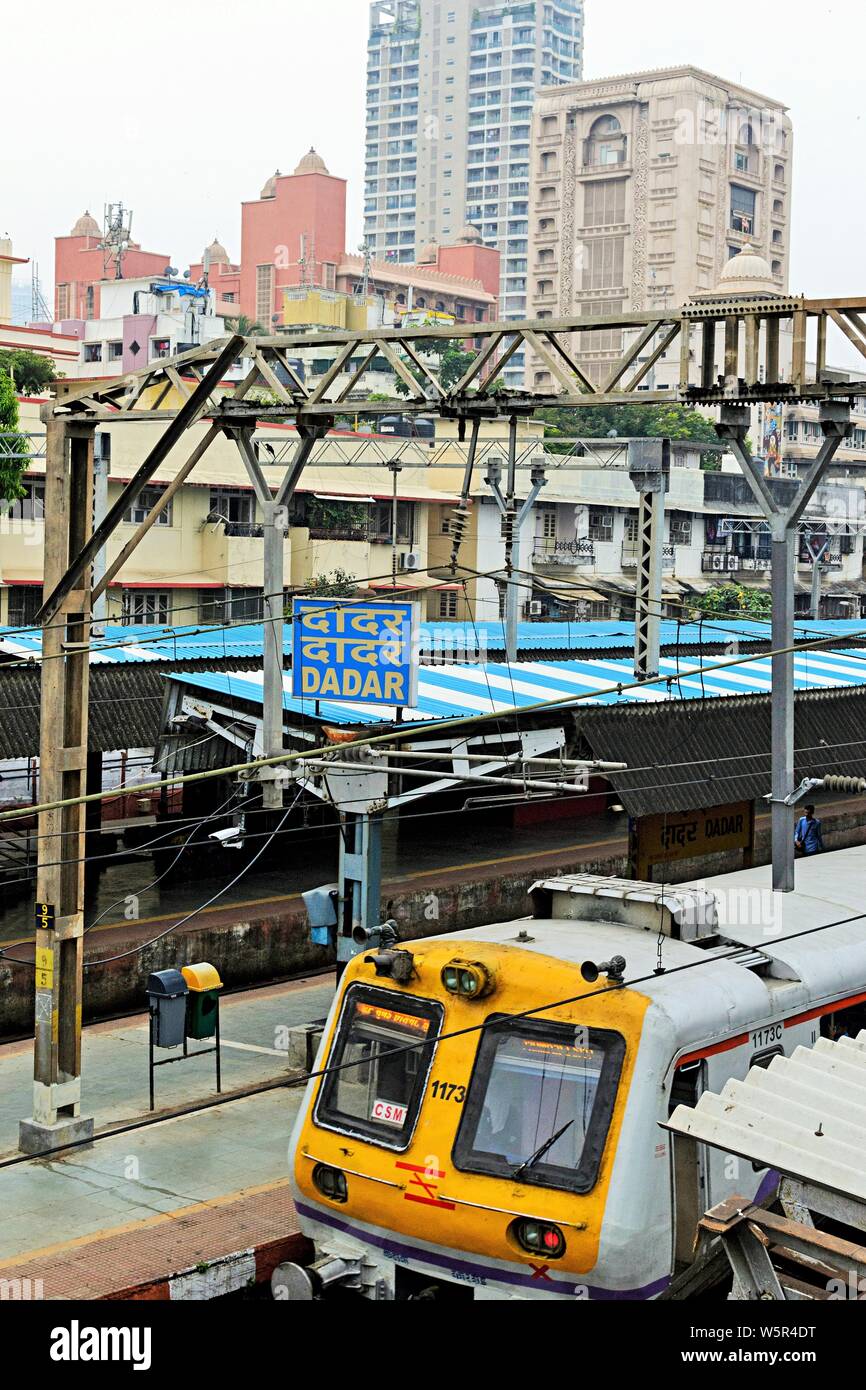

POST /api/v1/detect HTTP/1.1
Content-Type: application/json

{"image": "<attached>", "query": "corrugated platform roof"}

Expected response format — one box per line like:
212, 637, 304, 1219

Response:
666, 1032, 866, 1202
167, 647, 866, 729
577, 684, 866, 816
2, 618, 863, 665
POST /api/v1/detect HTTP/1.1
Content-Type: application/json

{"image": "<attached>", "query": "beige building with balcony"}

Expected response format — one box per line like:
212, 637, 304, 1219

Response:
2, 402, 468, 630
528, 66, 793, 386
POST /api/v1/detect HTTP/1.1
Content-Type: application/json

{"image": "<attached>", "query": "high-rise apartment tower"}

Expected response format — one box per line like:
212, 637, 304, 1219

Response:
365, 0, 584, 380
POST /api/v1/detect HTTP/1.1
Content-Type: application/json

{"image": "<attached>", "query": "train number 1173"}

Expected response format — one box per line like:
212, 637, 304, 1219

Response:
430, 1081, 466, 1102
751, 1024, 782, 1048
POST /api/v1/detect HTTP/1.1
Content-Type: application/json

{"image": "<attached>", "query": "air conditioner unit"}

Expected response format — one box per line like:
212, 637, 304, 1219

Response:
711, 555, 725, 572
401, 552, 422, 572
529, 600, 543, 617
727, 556, 740, 571
743, 558, 756, 570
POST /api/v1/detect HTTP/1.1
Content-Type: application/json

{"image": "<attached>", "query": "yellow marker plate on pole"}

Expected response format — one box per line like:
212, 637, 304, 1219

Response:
35, 947, 54, 991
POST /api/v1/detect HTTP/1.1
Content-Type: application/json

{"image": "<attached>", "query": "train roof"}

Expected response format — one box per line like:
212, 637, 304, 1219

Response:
420, 847, 866, 1045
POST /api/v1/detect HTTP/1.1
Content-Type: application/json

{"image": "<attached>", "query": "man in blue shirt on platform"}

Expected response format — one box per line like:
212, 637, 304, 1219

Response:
794, 805, 824, 856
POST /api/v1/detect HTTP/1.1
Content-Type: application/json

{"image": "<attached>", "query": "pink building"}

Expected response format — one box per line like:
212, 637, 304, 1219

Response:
239, 150, 348, 327
54, 212, 171, 321
235, 149, 499, 327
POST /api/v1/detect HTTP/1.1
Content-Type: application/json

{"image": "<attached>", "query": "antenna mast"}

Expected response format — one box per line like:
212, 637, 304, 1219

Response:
100, 203, 134, 280
31, 262, 52, 323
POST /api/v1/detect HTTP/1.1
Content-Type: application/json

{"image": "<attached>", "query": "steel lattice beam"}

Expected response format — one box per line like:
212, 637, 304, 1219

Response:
44, 299, 866, 424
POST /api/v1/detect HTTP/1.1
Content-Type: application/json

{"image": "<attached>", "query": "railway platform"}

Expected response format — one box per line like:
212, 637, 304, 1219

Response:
0, 976, 331, 1298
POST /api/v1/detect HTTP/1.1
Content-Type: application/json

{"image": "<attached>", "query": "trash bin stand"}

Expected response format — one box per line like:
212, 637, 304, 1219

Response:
148, 996, 222, 1111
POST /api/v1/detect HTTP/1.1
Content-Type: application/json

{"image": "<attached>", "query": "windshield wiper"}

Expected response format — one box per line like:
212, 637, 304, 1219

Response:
512, 1119, 575, 1181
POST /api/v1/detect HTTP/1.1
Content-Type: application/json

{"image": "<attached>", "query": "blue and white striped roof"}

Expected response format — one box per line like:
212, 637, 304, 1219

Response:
2, 618, 864, 666
166, 646, 866, 728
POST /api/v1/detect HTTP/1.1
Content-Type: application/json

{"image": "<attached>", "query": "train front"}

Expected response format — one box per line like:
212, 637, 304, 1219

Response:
279, 929, 650, 1301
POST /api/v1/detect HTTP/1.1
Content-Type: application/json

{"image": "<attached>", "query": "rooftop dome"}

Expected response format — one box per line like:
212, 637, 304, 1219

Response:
71, 210, 101, 238
260, 169, 281, 199
294, 148, 329, 175
714, 243, 777, 297
455, 224, 483, 245
205, 237, 229, 265
416, 240, 439, 264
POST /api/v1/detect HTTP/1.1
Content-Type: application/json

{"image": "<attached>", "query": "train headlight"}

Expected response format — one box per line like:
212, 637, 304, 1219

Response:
511, 1219, 566, 1260
312, 1163, 348, 1203
441, 960, 492, 1000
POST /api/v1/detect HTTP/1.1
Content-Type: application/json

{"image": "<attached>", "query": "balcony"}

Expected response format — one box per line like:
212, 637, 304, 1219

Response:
533, 537, 596, 567
622, 543, 675, 570
702, 552, 771, 575
224, 521, 264, 539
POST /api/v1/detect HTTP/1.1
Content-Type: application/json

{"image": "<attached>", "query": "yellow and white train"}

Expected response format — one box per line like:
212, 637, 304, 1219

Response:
281, 847, 866, 1301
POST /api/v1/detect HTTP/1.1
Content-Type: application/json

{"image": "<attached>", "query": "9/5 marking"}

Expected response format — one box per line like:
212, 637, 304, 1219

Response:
430, 1080, 466, 1103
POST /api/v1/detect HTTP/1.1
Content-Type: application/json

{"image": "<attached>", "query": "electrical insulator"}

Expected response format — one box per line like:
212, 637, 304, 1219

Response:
822, 775, 866, 795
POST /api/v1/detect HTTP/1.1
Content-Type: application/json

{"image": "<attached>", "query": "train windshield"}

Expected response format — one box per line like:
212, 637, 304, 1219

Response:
314, 986, 443, 1149
453, 1016, 626, 1194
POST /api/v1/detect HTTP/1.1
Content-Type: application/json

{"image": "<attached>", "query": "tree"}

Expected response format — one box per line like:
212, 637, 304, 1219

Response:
0, 371, 27, 502
538, 402, 723, 470
537, 402, 721, 458
693, 582, 772, 620
223, 314, 265, 337
304, 569, 359, 598
0, 349, 59, 397
395, 338, 504, 396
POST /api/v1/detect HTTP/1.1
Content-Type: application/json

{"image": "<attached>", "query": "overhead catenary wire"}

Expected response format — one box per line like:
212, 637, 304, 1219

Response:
3, 624, 866, 829
80, 784, 305, 970
3, 733, 866, 902
266, 905, 866, 1094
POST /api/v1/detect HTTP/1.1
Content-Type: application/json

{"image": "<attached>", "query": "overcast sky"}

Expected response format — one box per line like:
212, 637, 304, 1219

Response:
5, 0, 864, 311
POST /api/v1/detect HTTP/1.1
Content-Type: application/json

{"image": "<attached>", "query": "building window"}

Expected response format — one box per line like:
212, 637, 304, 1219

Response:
372, 500, 414, 544
122, 590, 171, 625
670, 512, 693, 547
731, 184, 757, 235
6, 479, 45, 521
201, 588, 265, 623
209, 488, 256, 529
125, 486, 172, 527
7, 585, 42, 627
438, 590, 458, 619
774, 163, 786, 184
256, 263, 274, 324
227, 588, 264, 622
583, 179, 626, 227
83, 343, 102, 363
539, 504, 557, 540
150, 338, 171, 360
588, 507, 614, 543
108, 341, 123, 360
581, 237, 625, 291
85, 285, 95, 319
56, 284, 69, 319
323, 262, 337, 290
585, 114, 627, 167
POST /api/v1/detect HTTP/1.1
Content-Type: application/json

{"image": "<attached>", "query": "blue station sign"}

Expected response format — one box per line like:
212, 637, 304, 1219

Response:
291, 598, 419, 707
